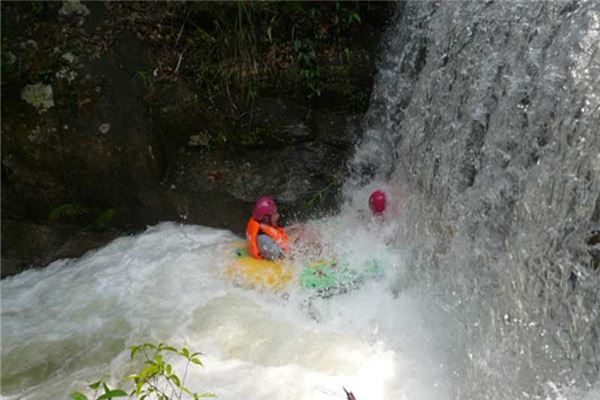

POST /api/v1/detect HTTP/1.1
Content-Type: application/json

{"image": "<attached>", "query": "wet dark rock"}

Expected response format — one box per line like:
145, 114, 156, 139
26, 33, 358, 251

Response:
250, 98, 314, 142
313, 112, 362, 148
0, 218, 124, 279
1, 2, 388, 277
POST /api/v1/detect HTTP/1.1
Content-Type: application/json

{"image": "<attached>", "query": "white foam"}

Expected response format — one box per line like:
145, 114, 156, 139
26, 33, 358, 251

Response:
1, 222, 454, 400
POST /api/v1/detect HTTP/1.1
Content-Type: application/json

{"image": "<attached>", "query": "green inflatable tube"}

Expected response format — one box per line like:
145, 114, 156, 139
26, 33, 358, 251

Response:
299, 259, 383, 290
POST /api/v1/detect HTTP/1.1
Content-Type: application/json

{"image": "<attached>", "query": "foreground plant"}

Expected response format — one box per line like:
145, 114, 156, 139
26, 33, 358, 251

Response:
70, 343, 215, 400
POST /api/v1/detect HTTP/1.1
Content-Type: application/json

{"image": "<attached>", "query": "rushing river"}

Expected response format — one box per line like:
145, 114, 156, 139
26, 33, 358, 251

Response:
2, 1, 600, 399
1, 211, 458, 400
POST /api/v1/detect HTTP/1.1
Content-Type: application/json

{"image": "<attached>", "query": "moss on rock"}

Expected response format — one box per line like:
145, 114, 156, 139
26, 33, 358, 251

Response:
20, 83, 55, 112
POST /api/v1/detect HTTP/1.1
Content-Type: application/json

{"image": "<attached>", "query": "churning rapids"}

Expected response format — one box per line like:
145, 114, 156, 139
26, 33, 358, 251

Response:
2, 1, 600, 400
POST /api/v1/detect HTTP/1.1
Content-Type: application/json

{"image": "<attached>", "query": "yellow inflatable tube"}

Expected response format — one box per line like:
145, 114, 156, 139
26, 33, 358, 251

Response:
224, 241, 293, 291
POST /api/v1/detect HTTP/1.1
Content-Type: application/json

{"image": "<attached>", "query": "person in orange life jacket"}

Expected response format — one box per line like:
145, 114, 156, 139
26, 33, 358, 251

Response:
246, 195, 290, 261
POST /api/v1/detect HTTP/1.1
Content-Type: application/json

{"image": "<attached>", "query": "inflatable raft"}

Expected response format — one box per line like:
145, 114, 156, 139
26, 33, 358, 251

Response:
225, 241, 383, 295
225, 243, 293, 291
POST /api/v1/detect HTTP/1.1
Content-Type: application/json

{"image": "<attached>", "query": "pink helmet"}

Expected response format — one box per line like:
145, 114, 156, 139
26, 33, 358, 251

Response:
369, 190, 386, 215
252, 195, 277, 222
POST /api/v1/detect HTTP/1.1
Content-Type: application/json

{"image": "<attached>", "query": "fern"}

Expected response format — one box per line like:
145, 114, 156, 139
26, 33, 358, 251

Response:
48, 203, 90, 221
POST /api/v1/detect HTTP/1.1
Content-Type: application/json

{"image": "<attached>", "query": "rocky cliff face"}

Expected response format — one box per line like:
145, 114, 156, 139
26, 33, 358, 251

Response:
1, 1, 392, 276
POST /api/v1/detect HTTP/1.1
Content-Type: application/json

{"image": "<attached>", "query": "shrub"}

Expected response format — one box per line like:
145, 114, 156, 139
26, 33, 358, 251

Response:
70, 343, 215, 400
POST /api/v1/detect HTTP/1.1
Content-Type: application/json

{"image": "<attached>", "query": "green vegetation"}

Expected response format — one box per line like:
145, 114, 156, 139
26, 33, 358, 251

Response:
120, 1, 386, 108
70, 343, 214, 400
123, 1, 390, 150
182, 1, 365, 100
49, 203, 117, 231
28, 1, 47, 15
49, 203, 91, 221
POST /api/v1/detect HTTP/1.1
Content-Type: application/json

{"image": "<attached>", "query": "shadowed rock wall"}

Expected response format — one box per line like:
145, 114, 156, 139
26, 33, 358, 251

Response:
1, 1, 393, 276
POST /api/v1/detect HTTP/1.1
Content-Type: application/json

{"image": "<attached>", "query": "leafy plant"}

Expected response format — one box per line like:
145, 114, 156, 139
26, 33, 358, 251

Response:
49, 203, 91, 221
70, 343, 215, 400
49, 204, 116, 231
177, 1, 369, 105
113, 1, 385, 115
71, 382, 127, 400
93, 208, 117, 231
208, 2, 263, 106
29, 1, 47, 15
292, 38, 321, 97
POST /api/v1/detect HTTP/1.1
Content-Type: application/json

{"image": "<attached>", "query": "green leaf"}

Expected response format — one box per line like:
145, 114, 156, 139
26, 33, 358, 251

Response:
348, 12, 361, 24
195, 393, 217, 398
49, 203, 90, 221
130, 345, 140, 360
139, 363, 160, 379
190, 357, 204, 366
125, 373, 139, 381
70, 392, 88, 400
181, 387, 193, 395
170, 374, 181, 388
180, 347, 190, 358
155, 354, 163, 367
343, 48, 351, 63
135, 380, 144, 394
97, 389, 128, 400
141, 343, 157, 351
159, 344, 177, 353
88, 381, 103, 390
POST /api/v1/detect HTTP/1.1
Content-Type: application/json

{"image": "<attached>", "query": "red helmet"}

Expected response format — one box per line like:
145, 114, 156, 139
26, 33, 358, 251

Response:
252, 195, 277, 222
369, 190, 386, 215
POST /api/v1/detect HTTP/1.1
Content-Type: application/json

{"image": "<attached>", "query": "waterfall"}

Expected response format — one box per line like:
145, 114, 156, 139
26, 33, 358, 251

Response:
2, 2, 599, 400
350, 1, 600, 398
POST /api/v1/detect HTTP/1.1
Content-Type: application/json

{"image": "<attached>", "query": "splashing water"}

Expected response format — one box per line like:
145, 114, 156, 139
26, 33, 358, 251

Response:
3, 2, 600, 400
349, 1, 600, 399
1, 222, 456, 400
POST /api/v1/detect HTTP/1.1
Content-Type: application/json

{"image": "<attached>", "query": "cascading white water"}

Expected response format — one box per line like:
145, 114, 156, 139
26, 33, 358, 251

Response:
2, 2, 599, 400
1, 220, 458, 400
349, 1, 600, 399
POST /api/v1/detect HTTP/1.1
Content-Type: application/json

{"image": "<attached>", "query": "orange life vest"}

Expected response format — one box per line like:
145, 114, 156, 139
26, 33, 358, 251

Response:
246, 218, 289, 260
